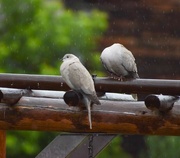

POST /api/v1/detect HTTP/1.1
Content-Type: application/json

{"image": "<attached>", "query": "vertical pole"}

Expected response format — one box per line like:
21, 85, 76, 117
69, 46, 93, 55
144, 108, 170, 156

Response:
0, 130, 6, 158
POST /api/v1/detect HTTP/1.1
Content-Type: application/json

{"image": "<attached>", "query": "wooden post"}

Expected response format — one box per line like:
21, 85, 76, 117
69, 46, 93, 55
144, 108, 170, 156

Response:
0, 130, 6, 158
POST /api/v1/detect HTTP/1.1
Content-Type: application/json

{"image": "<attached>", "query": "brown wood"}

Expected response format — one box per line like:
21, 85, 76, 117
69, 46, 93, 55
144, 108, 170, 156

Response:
0, 89, 31, 105
81, 0, 180, 80
145, 95, 179, 112
0, 73, 180, 95
1, 96, 180, 135
0, 130, 6, 158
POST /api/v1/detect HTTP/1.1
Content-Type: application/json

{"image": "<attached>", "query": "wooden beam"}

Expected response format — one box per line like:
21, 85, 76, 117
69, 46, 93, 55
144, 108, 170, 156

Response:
0, 73, 180, 95
0, 130, 6, 158
36, 134, 116, 158
0, 96, 180, 135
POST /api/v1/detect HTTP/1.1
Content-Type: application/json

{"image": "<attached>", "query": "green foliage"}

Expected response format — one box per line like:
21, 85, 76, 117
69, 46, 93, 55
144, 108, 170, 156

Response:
2, 1, 180, 158
0, 0, 108, 157
0, 0, 108, 74
146, 136, 180, 158
97, 136, 130, 158
7, 131, 59, 158
97, 136, 180, 158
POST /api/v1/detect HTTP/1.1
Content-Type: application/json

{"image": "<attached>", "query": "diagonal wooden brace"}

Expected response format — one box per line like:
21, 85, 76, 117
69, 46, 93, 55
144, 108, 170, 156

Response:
36, 134, 116, 158
36, 134, 86, 158
67, 134, 116, 158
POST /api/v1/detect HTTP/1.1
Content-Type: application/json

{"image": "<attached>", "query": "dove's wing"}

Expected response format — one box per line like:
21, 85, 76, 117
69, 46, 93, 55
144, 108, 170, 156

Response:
101, 43, 139, 78
61, 60, 100, 104
67, 61, 94, 93
101, 46, 124, 76
118, 46, 138, 74
101, 45, 130, 77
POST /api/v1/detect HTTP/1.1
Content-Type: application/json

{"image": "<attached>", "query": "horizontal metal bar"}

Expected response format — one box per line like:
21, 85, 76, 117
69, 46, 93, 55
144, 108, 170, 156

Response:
95, 77, 180, 95
0, 73, 180, 95
0, 73, 66, 91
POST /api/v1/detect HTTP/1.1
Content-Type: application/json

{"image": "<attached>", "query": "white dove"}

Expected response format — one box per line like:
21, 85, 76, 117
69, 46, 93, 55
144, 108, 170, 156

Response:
100, 43, 139, 80
60, 54, 101, 129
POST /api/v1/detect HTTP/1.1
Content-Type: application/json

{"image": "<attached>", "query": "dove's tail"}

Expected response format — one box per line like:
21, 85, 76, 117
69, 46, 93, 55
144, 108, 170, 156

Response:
132, 73, 139, 100
135, 73, 140, 79
87, 102, 92, 129
87, 92, 101, 105
93, 98, 101, 105
83, 96, 92, 129
132, 93, 138, 101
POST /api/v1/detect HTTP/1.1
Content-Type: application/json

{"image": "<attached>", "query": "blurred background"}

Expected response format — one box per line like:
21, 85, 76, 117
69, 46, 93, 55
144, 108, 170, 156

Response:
0, 0, 179, 157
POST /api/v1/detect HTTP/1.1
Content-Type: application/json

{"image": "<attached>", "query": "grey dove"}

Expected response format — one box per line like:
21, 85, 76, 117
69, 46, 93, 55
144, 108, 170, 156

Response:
60, 54, 101, 129
100, 43, 139, 80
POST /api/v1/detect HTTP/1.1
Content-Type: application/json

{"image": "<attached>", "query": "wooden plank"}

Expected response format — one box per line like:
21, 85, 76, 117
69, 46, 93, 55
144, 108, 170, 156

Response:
67, 134, 116, 158
36, 134, 116, 158
36, 134, 87, 158
0, 97, 180, 135
0, 130, 6, 158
